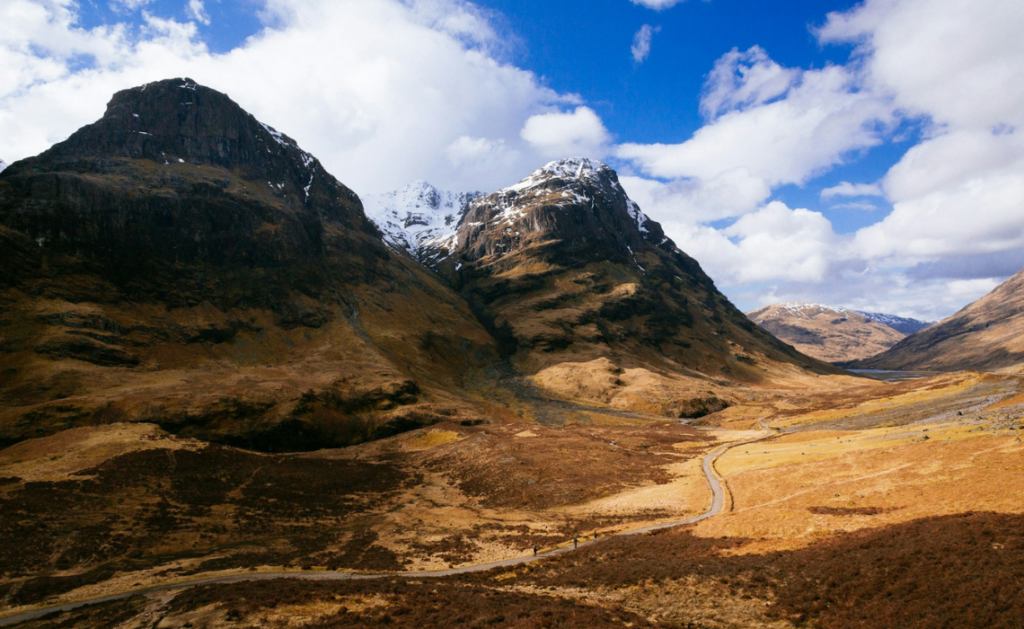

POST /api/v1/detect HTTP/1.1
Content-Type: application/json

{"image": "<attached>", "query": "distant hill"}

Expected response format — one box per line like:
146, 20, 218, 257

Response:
855, 311, 933, 335
747, 303, 910, 363
851, 267, 1024, 371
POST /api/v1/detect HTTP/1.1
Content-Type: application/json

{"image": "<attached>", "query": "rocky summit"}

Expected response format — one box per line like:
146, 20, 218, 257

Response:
433, 158, 838, 414
0, 78, 499, 450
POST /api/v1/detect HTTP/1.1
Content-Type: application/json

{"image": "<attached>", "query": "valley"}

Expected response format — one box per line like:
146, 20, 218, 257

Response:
0, 79, 1021, 628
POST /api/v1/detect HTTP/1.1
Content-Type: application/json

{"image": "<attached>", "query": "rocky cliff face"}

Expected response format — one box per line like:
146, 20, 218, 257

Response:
442, 158, 837, 387
0, 79, 498, 450
851, 267, 1024, 371
747, 303, 908, 363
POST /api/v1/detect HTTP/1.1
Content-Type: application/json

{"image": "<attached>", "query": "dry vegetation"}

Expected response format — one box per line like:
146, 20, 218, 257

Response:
3, 370, 1024, 627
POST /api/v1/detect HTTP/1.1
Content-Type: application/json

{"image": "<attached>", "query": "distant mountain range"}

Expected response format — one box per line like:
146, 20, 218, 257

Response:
746, 303, 933, 363
854, 311, 933, 335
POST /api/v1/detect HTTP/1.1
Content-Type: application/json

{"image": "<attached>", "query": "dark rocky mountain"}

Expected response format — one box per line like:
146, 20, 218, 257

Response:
438, 158, 838, 397
747, 303, 907, 363
0, 78, 499, 450
851, 267, 1024, 371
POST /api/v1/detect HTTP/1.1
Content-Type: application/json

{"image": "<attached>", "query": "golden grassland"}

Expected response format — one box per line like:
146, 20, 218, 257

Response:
3, 369, 1024, 628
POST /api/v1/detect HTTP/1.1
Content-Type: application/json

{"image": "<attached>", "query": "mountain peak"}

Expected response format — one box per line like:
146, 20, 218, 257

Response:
501, 157, 614, 194
362, 182, 481, 261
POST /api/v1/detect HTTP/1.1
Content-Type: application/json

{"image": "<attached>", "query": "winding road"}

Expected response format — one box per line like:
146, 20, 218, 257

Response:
0, 425, 773, 627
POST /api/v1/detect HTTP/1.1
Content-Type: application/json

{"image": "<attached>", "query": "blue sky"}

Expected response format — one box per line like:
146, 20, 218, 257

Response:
2, 0, 1023, 319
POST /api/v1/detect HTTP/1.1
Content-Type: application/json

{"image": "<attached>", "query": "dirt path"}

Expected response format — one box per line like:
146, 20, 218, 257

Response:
0, 425, 774, 626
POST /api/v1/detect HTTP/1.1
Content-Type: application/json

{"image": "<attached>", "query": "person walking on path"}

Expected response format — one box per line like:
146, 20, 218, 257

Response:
573, 536, 578, 549
533, 545, 537, 556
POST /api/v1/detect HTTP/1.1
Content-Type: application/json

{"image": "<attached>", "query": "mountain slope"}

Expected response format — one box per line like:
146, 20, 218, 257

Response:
437, 158, 839, 414
852, 268, 1024, 371
0, 78, 499, 450
362, 181, 479, 266
747, 303, 907, 363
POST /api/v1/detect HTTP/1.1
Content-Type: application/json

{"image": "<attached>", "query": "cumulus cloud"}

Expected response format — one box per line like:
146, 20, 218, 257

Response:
617, 0, 1024, 319
0, 0, 579, 194
617, 61, 893, 189
700, 46, 798, 120
820, 181, 883, 199
520, 106, 611, 159
631, 24, 659, 63
819, 0, 1024, 270
620, 170, 771, 224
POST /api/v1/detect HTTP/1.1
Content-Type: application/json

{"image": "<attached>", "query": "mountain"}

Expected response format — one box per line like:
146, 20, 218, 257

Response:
437, 158, 839, 413
747, 303, 907, 363
851, 267, 1024, 371
855, 311, 933, 335
362, 181, 479, 266
0, 78, 500, 450
0, 159, 7, 173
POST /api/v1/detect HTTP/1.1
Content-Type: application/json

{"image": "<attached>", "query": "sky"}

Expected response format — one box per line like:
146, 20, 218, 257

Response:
2, 0, 1023, 321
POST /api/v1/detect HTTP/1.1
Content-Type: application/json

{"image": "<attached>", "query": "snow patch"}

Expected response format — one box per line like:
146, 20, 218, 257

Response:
363, 181, 480, 259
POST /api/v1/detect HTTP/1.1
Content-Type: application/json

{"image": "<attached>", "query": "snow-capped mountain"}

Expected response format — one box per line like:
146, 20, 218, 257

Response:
362, 181, 480, 265
854, 311, 933, 335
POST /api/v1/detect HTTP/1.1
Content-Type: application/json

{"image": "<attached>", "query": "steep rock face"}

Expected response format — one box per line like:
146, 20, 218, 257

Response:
747, 303, 907, 363
0, 79, 499, 450
852, 267, 1024, 371
443, 158, 836, 383
362, 181, 479, 266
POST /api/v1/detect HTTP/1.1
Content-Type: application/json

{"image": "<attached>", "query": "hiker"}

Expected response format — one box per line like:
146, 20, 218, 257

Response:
533, 545, 537, 556
573, 536, 578, 549
593, 532, 597, 541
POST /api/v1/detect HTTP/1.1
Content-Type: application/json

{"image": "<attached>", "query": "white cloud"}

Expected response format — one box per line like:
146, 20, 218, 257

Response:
520, 106, 611, 159
820, 181, 883, 199
816, 0, 1024, 268
0, 0, 581, 194
187, 0, 211, 26
617, 62, 893, 190
631, 24, 659, 63
620, 169, 770, 223
629, 0, 685, 9
819, 0, 1024, 131
700, 46, 798, 120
